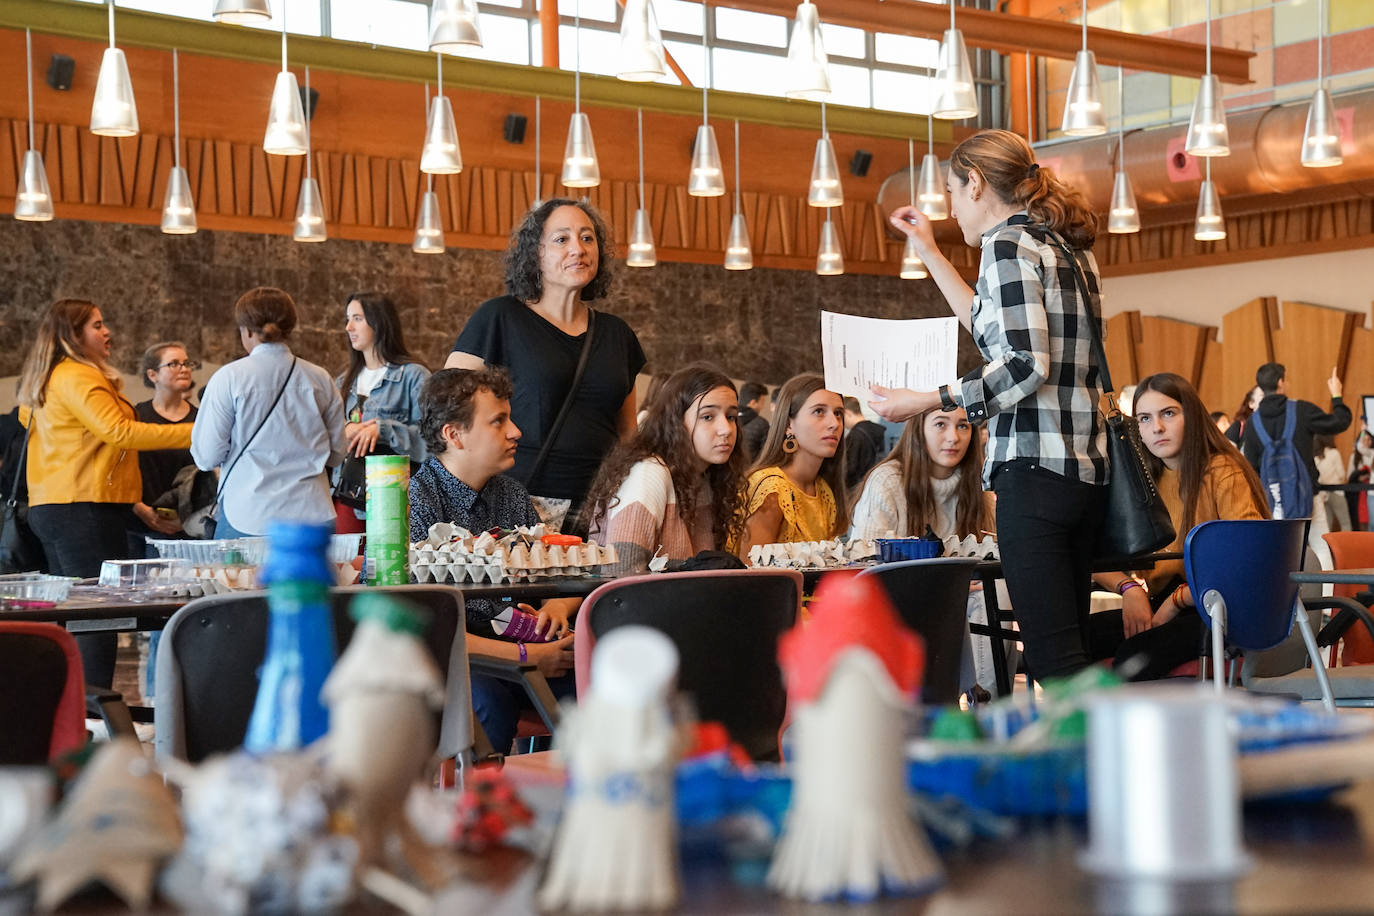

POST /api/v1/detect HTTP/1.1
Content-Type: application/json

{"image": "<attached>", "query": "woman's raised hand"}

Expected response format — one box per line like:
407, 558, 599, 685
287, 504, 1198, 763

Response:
867, 385, 937, 423
345, 419, 381, 457
889, 206, 935, 252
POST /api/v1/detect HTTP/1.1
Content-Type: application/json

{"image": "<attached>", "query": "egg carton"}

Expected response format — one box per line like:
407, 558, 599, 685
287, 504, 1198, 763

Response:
408, 523, 618, 584
941, 534, 999, 561
747, 537, 878, 570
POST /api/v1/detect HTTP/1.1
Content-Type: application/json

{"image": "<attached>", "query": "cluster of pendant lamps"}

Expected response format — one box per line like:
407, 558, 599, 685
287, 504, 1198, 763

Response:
13, 0, 1350, 270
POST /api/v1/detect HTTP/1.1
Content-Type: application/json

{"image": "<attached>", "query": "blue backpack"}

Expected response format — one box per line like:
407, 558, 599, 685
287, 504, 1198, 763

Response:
1252, 400, 1314, 520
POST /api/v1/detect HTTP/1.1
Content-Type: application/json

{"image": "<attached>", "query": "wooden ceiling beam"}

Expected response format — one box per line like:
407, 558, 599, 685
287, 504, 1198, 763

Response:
729, 0, 1254, 83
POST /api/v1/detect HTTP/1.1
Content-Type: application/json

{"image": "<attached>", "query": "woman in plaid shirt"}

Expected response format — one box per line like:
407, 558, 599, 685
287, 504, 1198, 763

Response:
871, 129, 1108, 682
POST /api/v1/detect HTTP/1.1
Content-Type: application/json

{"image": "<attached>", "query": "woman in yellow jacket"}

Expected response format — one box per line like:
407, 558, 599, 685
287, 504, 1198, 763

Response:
17, 299, 193, 687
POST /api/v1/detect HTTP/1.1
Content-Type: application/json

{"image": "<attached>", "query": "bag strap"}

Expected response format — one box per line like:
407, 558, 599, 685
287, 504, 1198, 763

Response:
526, 310, 597, 493
1029, 226, 1114, 397
215, 357, 297, 502
7, 422, 32, 509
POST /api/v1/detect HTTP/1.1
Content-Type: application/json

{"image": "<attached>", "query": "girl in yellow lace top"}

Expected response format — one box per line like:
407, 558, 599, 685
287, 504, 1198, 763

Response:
737, 374, 849, 556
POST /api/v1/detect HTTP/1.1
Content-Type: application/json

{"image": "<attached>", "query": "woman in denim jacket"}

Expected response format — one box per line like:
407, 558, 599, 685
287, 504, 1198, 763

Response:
334, 292, 431, 528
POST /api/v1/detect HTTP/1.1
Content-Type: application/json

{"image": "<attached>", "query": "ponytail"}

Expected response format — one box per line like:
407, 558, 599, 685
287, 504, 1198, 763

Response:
949, 129, 1098, 250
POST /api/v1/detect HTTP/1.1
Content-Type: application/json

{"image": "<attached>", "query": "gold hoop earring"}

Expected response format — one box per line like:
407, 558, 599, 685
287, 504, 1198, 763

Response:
783, 433, 798, 454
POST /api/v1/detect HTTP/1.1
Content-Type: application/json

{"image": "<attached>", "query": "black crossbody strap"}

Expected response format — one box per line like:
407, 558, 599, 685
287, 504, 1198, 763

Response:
1031, 226, 1114, 397
7, 422, 32, 509
216, 357, 297, 502
526, 310, 597, 493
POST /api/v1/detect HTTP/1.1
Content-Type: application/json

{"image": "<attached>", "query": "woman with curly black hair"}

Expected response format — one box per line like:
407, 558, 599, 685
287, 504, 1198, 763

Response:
582, 363, 746, 575
446, 198, 645, 533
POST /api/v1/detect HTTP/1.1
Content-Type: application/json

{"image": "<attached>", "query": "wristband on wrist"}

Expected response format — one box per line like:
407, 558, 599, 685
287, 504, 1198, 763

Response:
517, 641, 528, 664
1117, 579, 1143, 596
939, 384, 957, 412
1172, 584, 1189, 608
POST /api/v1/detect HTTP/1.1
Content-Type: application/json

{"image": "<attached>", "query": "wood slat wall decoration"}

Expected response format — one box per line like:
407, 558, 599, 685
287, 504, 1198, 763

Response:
1220, 297, 1278, 415
1272, 301, 1363, 456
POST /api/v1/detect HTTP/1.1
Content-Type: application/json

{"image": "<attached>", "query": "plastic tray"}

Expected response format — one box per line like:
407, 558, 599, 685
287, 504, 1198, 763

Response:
98, 558, 191, 589
145, 537, 267, 566
0, 573, 74, 605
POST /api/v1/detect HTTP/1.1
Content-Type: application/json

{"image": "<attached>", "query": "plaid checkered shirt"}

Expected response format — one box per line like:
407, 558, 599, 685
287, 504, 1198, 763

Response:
955, 213, 1109, 488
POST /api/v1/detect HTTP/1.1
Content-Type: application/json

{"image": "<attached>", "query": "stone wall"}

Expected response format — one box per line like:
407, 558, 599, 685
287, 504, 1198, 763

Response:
0, 218, 980, 386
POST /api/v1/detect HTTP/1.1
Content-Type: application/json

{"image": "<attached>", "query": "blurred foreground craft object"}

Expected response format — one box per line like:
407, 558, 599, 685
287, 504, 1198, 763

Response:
538, 626, 686, 911
322, 593, 449, 886
768, 572, 943, 901
10, 739, 181, 911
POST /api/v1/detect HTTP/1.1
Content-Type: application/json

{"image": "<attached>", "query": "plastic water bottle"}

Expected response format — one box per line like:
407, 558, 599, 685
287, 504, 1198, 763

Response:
244, 521, 337, 753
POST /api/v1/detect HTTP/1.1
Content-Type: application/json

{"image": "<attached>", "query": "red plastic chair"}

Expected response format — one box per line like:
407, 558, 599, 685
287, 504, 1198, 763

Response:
1322, 532, 1374, 666
574, 569, 803, 762
0, 622, 87, 764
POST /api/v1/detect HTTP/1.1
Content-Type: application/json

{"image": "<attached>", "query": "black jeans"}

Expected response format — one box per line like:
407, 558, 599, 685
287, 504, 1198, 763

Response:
1086, 574, 1202, 680
28, 502, 137, 688
992, 461, 1107, 682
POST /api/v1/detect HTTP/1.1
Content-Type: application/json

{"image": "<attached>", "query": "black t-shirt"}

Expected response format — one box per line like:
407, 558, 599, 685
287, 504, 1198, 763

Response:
452, 296, 646, 505
134, 400, 198, 505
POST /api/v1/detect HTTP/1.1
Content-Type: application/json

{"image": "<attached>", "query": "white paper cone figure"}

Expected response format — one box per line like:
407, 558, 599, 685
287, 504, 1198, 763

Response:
768, 572, 943, 901
538, 626, 684, 911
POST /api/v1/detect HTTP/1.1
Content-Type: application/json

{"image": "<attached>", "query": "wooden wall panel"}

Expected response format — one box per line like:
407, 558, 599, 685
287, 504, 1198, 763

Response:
1103, 311, 1139, 387
1343, 308, 1374, 452
1272, 300, 1362, 457
1220, 297, 1278, 419
1197, 334, 1224, 414
1135, 316, 1210, 386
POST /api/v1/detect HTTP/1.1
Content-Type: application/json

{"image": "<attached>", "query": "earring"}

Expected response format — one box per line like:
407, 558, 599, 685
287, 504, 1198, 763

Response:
783, 433, 798, 454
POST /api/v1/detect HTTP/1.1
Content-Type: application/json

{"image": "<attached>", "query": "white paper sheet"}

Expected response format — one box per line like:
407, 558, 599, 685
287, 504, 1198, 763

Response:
820, 311, 959, 401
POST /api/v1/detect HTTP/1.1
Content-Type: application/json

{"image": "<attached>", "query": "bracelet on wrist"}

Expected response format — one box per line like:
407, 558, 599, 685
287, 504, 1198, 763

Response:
1172, 584, 1189, 608
517, 641, 528, 664
1117, 579, 1143, 597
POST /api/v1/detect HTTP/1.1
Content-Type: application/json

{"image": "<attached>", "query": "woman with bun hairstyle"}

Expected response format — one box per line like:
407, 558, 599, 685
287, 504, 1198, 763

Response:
192, 287, 348, 538
871, 128, 1108, 683
17, 299, 194, 686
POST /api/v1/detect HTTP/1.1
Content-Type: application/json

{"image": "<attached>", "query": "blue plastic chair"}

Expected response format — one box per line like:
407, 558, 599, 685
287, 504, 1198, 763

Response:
1184, 519, 1334, 710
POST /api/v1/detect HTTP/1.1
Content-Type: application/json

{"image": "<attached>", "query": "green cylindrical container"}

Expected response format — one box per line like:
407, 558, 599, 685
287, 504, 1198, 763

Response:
365, 455, 410, 586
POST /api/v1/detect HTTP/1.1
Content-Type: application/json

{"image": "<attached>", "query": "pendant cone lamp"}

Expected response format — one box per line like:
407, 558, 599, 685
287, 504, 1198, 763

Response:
1107, 66, 1139, 234
421, 54, 463, 174
15, 30, 53, 222
628, 110, 656, 268
932, 0, 977, 120
900, 139, 927, 279
429, 0, 483, 52
1194, 160, 1225, 241
724, 120, 752, 270
562, 0, 601, 188
91, 1, 138, 137
1060, 1, 1105, 137
617, 0, 666, 82
816, 214, 843, 276
263, 0, 307, 155
917, 117, 947, 220
808, 104, 842, 207
785, 1, 830, 101
293, 68, 326, 242
213, 0, 271, 24
1302, 0, 1342, 168
1185, 0, 1229, 157
161, 50, 197, 234
688, 9, 726, 198
413, 190, 446, 253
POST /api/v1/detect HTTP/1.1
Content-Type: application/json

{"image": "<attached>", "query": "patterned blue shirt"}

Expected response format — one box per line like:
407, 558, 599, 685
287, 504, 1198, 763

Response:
409, 456, 538, 627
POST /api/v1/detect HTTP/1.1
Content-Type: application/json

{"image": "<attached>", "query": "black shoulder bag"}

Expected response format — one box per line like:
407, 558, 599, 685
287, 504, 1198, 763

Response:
1, 423, 44, 572
205, 358, 297, 538
1040, 230, 1175, 560
524, 310, 597, 532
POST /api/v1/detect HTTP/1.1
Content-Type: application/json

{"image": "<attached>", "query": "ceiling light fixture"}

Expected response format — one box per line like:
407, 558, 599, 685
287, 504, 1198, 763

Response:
785, 0, 830, 101
628, 109, 657, 267
262, 0, 307, 155
1301, 0, 1342, 168
617, 0, 666, 81
429, 0, 483, 52
1185, 0, 1229, 157
807, 102, 842, 207
917, 113, 947, 221
90, 0, 139, 137
213, 0, 271, 25
900, 138, 927, 279
1194, 159, 1225, 241
421, 52, 463, 174
293, 66, 325, 242
1060, 0, 1105, 136
932, 0, 977, 120
15, 28, 54, 222
816, 211, 843, 276
688, 4, 725, 197
562, 0, 601, 188
161, 49, 197, 234
724, 119, 753, 271
1108, 65, 1140, 234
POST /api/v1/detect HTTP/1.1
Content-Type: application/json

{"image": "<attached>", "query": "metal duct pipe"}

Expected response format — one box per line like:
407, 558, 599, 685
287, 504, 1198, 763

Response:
879, 87, 1374, 236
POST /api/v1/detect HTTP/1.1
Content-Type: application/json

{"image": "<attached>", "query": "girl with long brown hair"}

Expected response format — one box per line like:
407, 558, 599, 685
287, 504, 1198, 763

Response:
851, 405, 994, 541
17, 299, 193, 687
583, 363, 746, 574
737, 373, 849, 557
870, 128, 1108, 683
1089, 372, 1269, 679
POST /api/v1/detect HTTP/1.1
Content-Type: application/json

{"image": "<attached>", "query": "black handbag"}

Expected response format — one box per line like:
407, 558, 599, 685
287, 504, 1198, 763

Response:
1, 423, 45, 573
1041, 230, 1176, 559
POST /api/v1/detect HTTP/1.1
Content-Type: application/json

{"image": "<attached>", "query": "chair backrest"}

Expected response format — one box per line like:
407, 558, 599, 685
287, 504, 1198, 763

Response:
0, 622, 86, 764
155, 584, 471, 764
1185, 519, 1307, 652
573, 569, 802, 762
1322, 531, 1374, 665
858, 558, 979, 705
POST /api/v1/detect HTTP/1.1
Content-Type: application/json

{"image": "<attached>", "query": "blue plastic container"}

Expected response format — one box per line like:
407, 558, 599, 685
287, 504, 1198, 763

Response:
876, 538, 943, 563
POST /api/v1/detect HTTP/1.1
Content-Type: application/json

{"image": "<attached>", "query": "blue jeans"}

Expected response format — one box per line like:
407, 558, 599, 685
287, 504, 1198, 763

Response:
213, 509, 252, 540
472, 671, 575, 755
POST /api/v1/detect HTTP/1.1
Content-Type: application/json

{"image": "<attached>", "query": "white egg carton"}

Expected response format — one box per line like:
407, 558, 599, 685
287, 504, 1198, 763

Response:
940, 534, 999, 561
408, 523, 618, 584
747, 537, 878, 570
